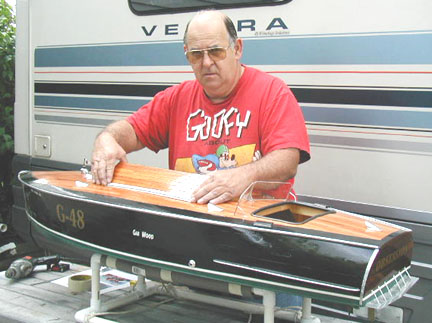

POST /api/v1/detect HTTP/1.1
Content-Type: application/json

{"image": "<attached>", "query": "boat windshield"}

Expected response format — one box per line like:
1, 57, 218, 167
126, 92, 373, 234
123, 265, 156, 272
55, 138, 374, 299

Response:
234, 181, 332, 224
234, 181, 291, 218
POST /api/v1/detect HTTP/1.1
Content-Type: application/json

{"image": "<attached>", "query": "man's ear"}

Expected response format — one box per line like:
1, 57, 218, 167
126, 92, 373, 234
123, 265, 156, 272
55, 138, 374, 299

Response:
234, 38, 243, 59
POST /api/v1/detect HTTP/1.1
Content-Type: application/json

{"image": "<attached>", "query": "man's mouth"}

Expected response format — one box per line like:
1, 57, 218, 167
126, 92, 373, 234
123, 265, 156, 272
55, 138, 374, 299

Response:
203, 71, 217, 77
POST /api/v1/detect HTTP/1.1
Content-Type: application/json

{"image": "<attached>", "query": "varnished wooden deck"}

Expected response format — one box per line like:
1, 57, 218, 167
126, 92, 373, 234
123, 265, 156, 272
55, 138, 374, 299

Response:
29, 162, 401, 241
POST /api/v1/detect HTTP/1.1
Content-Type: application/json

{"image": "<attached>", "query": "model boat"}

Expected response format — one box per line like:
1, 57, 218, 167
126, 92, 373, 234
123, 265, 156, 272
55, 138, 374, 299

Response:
18, 162, 416, 308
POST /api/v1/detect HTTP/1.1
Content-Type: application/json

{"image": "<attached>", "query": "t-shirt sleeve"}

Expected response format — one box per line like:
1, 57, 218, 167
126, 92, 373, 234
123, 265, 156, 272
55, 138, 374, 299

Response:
259, 83, 310, 164
126, 88, 172, 153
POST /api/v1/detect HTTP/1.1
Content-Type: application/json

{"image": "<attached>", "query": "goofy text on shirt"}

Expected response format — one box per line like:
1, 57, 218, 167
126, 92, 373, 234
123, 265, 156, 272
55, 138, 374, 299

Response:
186, 107, 251, 141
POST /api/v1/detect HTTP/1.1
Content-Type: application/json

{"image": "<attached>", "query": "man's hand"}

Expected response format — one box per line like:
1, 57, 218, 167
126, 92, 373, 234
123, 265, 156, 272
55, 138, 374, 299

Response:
91, 132, 127, 185
91, 120, 144, 185
191, 167, 252, 205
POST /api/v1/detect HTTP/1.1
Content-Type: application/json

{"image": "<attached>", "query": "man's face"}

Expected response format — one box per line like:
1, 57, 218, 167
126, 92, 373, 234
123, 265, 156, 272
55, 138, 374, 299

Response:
184, 16, 243, 102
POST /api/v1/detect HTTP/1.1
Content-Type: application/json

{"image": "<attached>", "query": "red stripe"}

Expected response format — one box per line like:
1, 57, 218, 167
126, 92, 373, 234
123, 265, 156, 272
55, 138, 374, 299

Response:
269, 70, 432, 74
35, 70, 432, 74
35, 70, 194, 74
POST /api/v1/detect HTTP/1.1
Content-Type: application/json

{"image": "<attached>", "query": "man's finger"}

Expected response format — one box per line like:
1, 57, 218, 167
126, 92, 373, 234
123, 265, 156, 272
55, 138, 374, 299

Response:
91, 160, 100, 184
196, 187, 224, 204
192, 176, 212, 200
96, 159, 108, 186
209, 192, 232, 205
105, 159, 117, 184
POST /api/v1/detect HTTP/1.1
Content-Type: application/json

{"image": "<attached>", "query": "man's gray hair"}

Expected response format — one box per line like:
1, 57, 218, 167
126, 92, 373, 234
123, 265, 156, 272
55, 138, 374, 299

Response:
183, 11, 238, 46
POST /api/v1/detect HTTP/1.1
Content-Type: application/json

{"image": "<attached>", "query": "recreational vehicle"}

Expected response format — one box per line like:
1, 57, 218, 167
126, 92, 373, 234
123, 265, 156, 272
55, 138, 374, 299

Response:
11, 0, 432, 321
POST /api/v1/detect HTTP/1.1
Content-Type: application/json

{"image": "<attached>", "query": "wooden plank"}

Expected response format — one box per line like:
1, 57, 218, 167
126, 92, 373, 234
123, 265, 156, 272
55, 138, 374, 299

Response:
0, 261, 362, 322
0, 264, 250, 323
0, 265, 90, 322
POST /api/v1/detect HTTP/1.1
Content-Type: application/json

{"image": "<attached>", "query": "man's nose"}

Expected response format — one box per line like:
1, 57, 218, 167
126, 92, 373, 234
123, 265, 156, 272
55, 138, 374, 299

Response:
202, 51, 214, 67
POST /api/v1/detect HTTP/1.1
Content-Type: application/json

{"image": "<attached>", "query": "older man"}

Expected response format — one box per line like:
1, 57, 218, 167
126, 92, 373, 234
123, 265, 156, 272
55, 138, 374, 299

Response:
91, 10, 310, 205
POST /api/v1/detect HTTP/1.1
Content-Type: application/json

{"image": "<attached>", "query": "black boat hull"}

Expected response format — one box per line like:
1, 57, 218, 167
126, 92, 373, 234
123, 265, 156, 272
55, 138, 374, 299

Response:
20, 171, 413, 307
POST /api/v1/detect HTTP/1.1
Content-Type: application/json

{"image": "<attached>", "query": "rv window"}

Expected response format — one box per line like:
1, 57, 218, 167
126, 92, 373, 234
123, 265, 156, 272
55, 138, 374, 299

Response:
129, 0, 291, 16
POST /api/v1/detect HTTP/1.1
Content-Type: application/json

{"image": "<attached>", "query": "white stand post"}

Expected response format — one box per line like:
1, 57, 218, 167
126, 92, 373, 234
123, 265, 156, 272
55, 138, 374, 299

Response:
90, 254, 102, 312
301, 297, 321, 323
75, 254, 303, 323
253, 288, 276, 323
75, 254, 160, 323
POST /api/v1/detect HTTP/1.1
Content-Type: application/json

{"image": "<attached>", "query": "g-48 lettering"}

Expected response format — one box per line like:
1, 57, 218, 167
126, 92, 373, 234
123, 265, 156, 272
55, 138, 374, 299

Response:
56, 204, 85, 230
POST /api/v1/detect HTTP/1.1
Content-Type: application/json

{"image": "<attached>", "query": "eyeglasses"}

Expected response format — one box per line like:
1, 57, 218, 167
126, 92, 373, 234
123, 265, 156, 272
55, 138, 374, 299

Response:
185, 46, 231, 64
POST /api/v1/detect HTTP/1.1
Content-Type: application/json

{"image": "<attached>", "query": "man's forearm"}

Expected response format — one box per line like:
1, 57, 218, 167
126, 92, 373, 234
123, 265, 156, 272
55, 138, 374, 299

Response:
99, 120, 144, 153
91, 120, 144, 185
242, 148, 300, 183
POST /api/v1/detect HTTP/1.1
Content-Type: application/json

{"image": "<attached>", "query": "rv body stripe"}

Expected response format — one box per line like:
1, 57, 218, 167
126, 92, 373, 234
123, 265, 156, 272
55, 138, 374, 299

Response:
292, 88, 432, 108
35, 42, 186, 67
302, 105, 432, 131
32, 111, 432, 155
34, 32, 432, 67
33, 94, 432, 131
243, 33, 432, 65
34, 70, 432, 75
34, 95, 148, 112
34, 82, 432, 108
34, 115, 113, 126
309, 135, 432, 155
34, 82, 170, 97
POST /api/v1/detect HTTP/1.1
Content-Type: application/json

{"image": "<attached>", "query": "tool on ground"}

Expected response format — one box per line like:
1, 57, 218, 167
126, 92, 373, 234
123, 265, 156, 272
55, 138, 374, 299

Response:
51, 263, 70, 272
5, 255, 62, 279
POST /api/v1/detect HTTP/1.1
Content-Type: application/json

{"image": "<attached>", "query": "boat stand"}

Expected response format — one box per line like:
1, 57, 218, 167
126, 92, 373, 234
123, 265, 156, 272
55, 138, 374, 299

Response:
74, 254, 322, 323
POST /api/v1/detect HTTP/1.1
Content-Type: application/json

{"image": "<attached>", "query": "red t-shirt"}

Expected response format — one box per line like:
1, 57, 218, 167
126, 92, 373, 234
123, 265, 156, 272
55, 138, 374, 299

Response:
128, 65, 310, 195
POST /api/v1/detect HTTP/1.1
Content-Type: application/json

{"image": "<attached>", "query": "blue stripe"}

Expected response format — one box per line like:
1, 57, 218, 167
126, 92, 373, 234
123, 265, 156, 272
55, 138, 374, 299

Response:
301, 105, 432, 131
243, 33, 432, 65
35, 95, 148, 112
35, 42, 187, 67
35, 32, 432, 67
